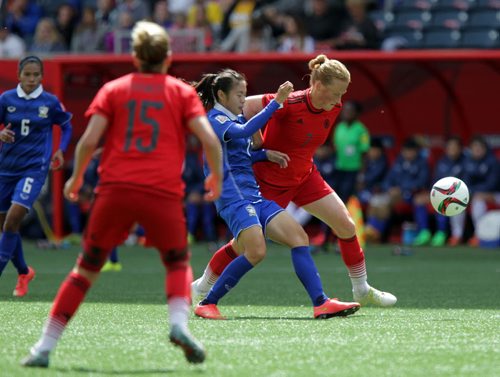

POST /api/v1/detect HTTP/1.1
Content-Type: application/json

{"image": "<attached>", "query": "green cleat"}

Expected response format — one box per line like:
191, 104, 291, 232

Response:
353, 286, 397, 307
430, 231, 447, 247
169, 325, 206, 364
21, 350, 50, 368
413, 229, 432, 246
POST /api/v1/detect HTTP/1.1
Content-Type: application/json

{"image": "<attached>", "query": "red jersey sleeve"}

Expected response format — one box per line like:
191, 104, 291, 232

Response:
262, 93, 287, 119
85, 83, 113, 120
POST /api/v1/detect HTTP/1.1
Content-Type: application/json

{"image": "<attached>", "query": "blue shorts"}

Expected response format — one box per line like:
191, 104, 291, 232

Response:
219, 199, 284, 240
0, 173, 46, 212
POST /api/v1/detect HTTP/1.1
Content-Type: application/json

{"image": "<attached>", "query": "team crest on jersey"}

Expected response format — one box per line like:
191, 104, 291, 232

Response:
215, 114, 229, 124
38, 106, 49, 118
7, 106, 16, 113
245, 204, 257, 217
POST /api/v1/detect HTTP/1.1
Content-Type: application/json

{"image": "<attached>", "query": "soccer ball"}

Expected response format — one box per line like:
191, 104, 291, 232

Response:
430, 177, 469, 216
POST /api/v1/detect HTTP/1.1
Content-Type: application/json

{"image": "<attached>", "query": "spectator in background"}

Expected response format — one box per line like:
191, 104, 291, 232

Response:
412, 136, 466, 246
103, 10, 134, 53
218, 0, 256, 52
277, 13, 315, 53
5, 0, 43, 41
303, 0, 345, 50
187, 0, 223, 40
183, 134, 218, 247
71, 6, 108, 53
116, 0, 150, 24
0, 25, 26, 58
95, 0, 118, 28
55, 3, 79, 50
29, 18, 67, 54
168, 0, 195, 15
357, 137, 388, 206
152, 0, 173, 29
365, 137, 430, 243
451, 136, 500, 246
185, 0, 218, 50
331, 0, 380, 50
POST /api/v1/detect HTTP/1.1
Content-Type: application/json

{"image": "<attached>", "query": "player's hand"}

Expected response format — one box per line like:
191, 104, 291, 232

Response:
275, 81, 294, 104
0, 124, 15, 143
266, 149, 290, 168
204, 173, 222, 201
64, 176, 83, 202
50, 149, 64, 170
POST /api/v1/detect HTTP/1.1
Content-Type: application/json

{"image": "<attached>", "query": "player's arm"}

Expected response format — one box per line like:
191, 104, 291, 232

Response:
64, 114, 108, 201
243, 95, 265, 119
228, 81, 293, 139
189, 115, 223, 201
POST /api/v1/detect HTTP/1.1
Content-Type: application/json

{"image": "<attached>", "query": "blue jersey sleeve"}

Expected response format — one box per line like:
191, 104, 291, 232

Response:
226, 100, 280, 139
51, 99, 73, 152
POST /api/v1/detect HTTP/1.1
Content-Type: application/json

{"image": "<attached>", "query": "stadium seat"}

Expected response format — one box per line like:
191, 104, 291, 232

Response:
475, 0, 500, 10
429, 10, 469, 29
369, 10, 395, 32
460, 28, 500, 47
422, 28, 461, 48
397, 0, 432, 11
393, 9, 432, 30
430, 0, 473, 11
466, 9, 500, 28
383, 28, 424, 49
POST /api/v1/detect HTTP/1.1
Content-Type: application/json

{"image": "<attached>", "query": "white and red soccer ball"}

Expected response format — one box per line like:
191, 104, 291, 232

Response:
430, 177, 469, 216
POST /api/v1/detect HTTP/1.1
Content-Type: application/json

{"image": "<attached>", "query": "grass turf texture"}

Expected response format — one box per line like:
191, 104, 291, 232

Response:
0, 243, 498, 377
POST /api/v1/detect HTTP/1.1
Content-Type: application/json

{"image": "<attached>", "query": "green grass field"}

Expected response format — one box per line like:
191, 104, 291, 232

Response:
0, 242, 499, 377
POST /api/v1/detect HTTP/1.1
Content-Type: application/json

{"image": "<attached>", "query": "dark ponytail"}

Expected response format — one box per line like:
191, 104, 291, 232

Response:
194, 69, 246, 111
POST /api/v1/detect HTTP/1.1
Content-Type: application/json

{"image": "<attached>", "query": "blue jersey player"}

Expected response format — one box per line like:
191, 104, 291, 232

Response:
0, 56, 72, 297
191, 69, 360, 320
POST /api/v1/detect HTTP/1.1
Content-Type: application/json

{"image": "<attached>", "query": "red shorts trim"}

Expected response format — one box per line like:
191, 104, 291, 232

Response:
257, 166, 333, 208
78, 185, 186, 271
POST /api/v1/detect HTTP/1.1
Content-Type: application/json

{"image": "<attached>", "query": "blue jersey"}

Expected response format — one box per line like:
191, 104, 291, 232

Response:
384, 154, 430, 196
434, 154, 465, 181
463, 151, 499, 194
0, 85, 72, 178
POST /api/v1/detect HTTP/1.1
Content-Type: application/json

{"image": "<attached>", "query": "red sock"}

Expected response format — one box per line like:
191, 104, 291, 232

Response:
208, 242, 237, 275
166, 263, 193, 300
338, 235, 365, 267
49, 271, 91, 325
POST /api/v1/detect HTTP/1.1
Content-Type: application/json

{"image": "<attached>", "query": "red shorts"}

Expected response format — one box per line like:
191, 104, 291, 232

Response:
257, 166, 333, 208
78, 184, 187, 271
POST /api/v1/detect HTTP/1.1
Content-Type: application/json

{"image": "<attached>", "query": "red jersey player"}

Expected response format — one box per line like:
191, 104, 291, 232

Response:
22, 21, 222, 368
193, 54, 396, 309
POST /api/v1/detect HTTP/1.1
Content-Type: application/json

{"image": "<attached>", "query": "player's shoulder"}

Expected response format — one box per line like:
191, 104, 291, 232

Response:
207, 108, 232, 125
0, 88, 18, 101
287, 89, 308, 105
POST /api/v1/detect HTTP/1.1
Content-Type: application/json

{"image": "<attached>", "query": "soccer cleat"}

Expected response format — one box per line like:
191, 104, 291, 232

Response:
447, 236, 461, 246
13, 266, 35, 297
313, 298, 360, 319
21, 349, 50, 368
353, 286, 397, 307
101, 261, 122, 272
413, 229, 432, 246
430, 231, 447, 247
194, 303, 226, 320
169, 324, 206, 364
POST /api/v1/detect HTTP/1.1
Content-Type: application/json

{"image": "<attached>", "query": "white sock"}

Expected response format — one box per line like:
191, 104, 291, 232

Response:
196, 267, 218, 295
168, 297, 190, 331
32, 316, 66, 354
348, 261, 369, 295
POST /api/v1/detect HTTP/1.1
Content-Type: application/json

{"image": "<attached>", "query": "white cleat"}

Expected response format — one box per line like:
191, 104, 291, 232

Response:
353, 286, 397, 307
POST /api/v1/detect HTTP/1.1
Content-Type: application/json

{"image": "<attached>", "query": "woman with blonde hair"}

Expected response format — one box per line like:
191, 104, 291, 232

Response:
29, 18, 66, 53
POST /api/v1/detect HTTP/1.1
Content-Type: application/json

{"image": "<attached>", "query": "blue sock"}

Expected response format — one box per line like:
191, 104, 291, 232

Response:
186, 202, 199, 236
436, 214, 448, 232
109, 247, 119, 263
202, 255, 253, 305
67, 202, 82, 234
0, 231, 19, 276
11, 234, 28, 274
414, 204, 429, 231
291, 246, 328, 306
135, 225, 145, 237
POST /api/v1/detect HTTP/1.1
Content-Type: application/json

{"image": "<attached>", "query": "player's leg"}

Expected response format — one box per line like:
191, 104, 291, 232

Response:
139, 193, 204, 363
295, 172, 396, 307
413, 192, 432, 246
195, 202, 267, 319
22, 189, 133, 368
265, 207, 359, 318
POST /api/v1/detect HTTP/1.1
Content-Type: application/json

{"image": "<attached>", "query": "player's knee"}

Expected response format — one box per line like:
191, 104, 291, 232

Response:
287, 226, 309, 248
161, 247, 191, 269
335, 216, 356, 239
245, 246, 266, 265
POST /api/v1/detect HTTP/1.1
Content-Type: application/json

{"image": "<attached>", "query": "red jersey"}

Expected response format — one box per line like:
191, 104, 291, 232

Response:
253, 89, 342, 188
85, 73, 205, 198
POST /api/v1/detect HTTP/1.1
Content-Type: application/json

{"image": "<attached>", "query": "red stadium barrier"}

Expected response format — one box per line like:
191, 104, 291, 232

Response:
1, 51, 499, 239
